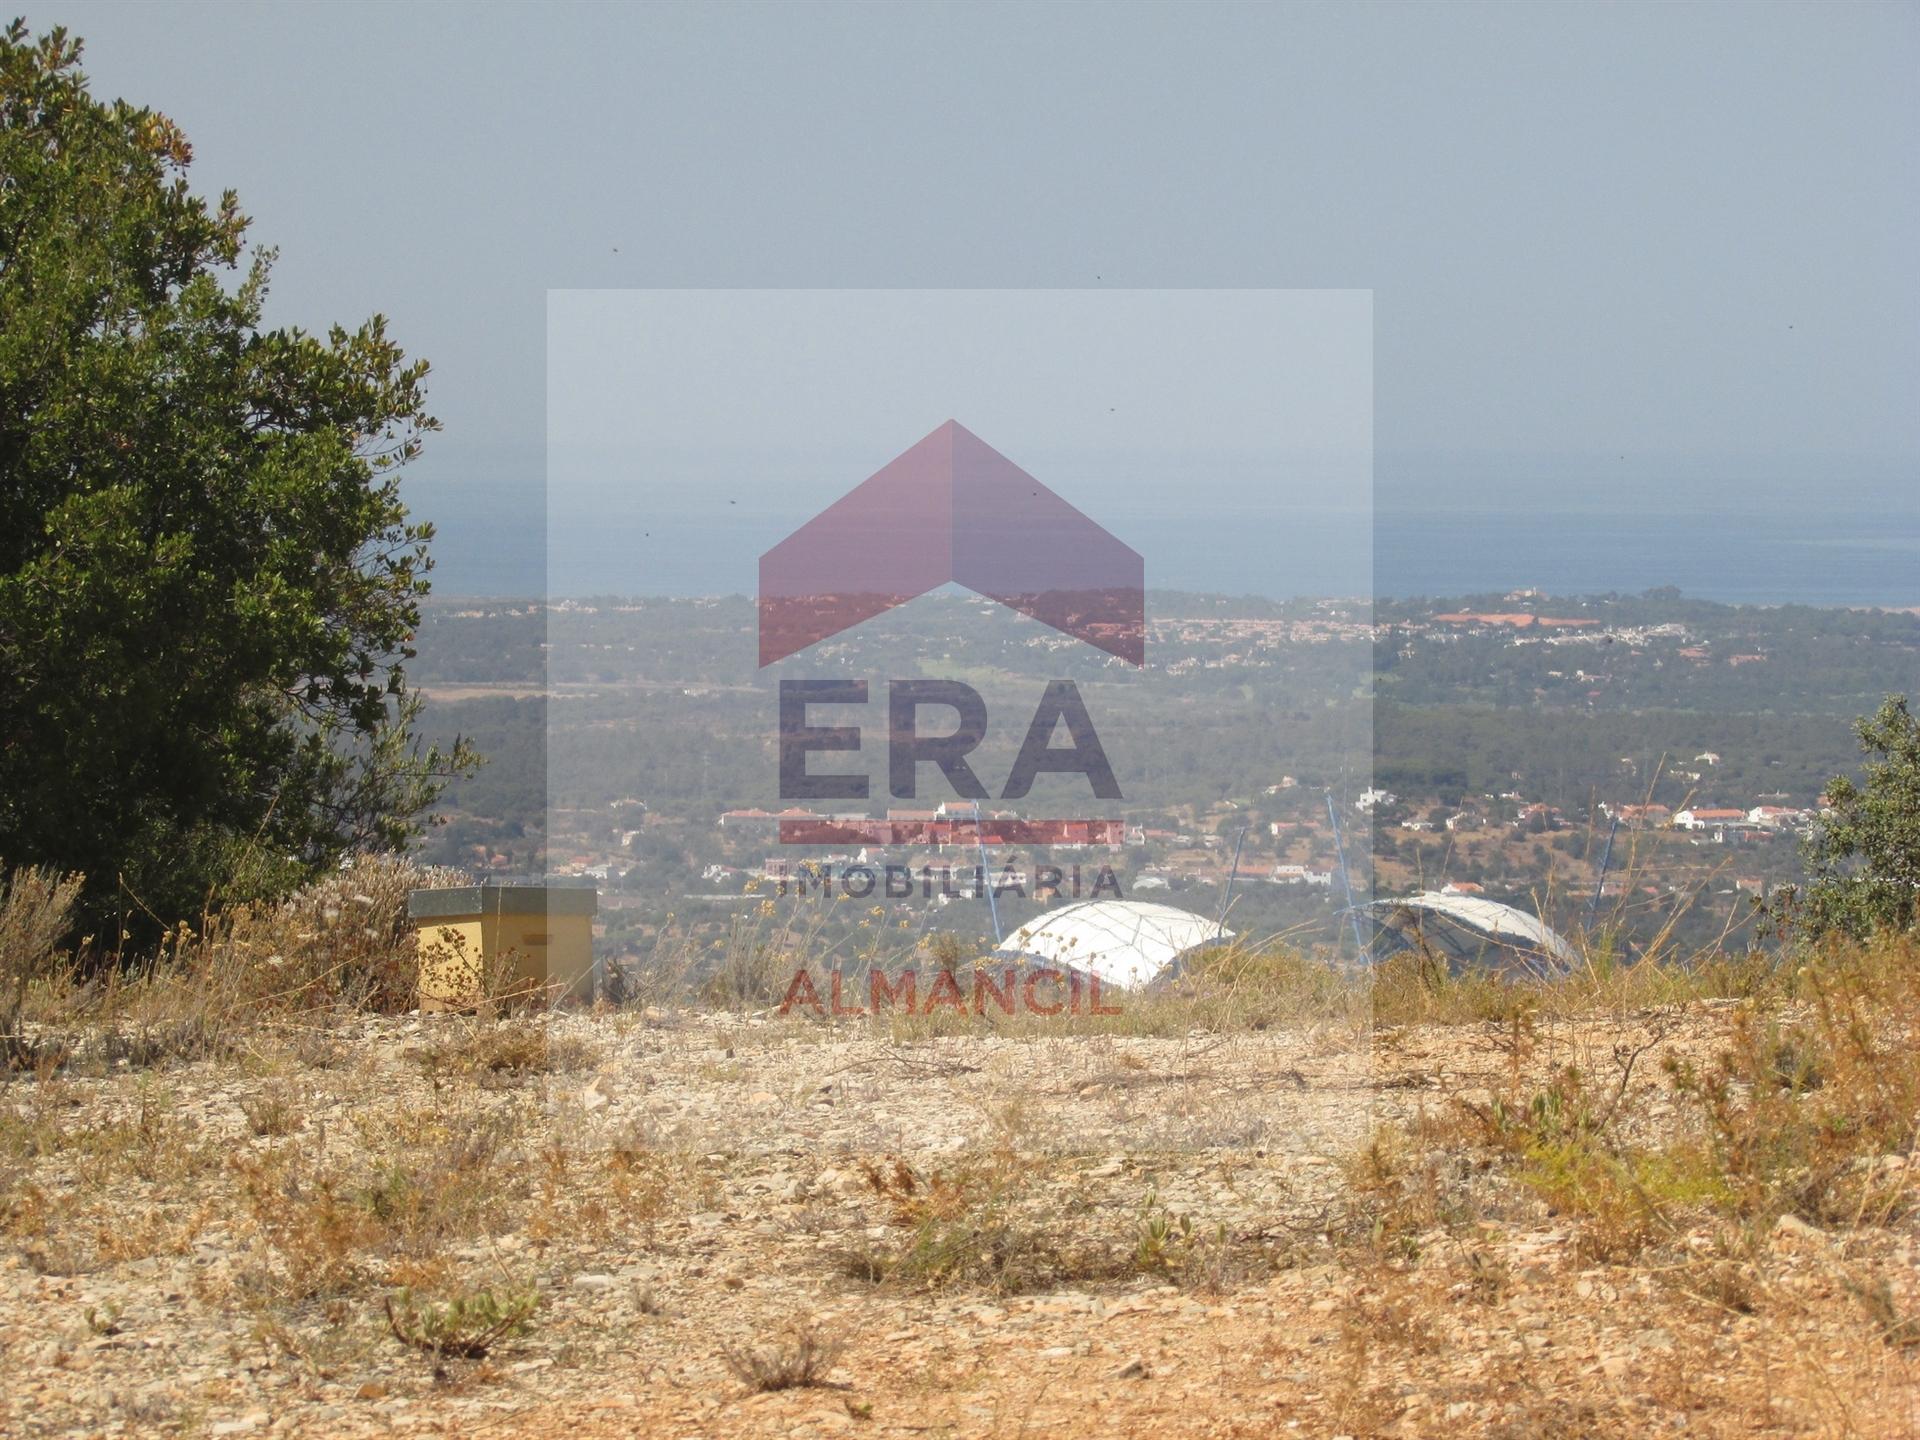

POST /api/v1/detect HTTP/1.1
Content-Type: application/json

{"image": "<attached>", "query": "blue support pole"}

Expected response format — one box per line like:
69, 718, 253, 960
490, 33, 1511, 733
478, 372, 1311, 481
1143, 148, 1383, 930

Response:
974, 802, 1003, 945
1328, 792, 1369, 959
1217, 824, 1249, 937
1586, 814, 1620, 930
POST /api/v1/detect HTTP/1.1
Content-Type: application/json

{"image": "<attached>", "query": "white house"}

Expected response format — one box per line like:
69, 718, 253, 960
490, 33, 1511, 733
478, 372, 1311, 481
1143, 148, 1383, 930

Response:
1269, 864, 1334, 887
1675, 807, 1746, 831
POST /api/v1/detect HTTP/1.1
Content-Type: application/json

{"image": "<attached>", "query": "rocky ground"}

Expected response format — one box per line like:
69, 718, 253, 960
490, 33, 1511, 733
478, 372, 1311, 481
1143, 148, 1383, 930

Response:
1, 1002, 1914, 1438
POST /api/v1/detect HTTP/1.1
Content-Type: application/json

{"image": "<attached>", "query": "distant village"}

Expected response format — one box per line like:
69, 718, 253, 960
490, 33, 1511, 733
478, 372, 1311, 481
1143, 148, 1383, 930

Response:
414, 588, 1897, 957
523, 738, 1827, 959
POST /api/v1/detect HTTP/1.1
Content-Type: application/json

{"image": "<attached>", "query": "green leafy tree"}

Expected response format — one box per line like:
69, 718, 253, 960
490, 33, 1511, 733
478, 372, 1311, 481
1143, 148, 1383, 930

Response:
1, 23, 474, 940
1781, 695, 1920, 939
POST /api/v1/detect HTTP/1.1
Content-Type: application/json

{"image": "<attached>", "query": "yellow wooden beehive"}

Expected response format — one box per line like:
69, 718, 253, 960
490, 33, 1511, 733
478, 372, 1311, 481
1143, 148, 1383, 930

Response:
407, 883, 598, 1012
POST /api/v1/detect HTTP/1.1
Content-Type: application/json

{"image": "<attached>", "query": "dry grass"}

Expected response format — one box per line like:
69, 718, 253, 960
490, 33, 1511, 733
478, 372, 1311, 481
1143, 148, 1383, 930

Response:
837, 1148, 1101, 1293
774, 926, 1789, 1048
410, 1019, 595, 1081
240, 1083, 304, 1137
1327, 930, 1920, 1376
834, 1147, 1276, 1297
0, 853, 1886, 1062
4, 851, 1918, 1437
1664, 934, 1920, 1230
1, 865, 84, 1065
4, 856, 466, 1073
721, 1320, 846, 1392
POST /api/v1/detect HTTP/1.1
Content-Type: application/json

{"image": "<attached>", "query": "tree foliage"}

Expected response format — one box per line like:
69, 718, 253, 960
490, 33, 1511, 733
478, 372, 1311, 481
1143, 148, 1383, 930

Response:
1, 22, 473, 939
1781, 695, 1920, 939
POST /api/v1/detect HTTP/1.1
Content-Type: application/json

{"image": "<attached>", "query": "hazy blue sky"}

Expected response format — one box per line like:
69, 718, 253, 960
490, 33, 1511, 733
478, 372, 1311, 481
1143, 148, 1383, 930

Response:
48, 0, 1920, 586
546, 290, 1373, 595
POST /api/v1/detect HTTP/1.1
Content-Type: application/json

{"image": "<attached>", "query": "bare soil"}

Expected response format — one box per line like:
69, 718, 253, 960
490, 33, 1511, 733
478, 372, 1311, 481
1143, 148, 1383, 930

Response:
2, 1004, 1914, 1438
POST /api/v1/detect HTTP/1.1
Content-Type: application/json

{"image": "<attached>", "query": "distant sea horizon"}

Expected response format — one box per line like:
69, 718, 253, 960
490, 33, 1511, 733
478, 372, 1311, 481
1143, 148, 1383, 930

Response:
423, 494, 1919, 610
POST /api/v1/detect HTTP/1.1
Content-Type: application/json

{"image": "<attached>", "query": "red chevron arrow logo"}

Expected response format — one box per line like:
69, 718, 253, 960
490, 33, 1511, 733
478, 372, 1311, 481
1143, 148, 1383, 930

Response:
758, 421, 1145, 667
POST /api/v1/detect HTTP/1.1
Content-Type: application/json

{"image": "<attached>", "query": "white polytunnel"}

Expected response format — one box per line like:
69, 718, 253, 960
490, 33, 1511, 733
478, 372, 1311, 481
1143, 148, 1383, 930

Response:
1363, 891, 1578, 977
994, 899, 1232, 992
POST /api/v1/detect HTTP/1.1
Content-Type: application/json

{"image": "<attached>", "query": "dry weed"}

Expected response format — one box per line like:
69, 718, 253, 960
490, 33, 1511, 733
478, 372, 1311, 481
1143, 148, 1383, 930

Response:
721, 1320, 846, 1392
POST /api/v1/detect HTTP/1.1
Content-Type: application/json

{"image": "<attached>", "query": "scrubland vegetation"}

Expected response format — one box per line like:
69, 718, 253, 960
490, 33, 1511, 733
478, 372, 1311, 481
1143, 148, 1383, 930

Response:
2, 850, 1915, 1436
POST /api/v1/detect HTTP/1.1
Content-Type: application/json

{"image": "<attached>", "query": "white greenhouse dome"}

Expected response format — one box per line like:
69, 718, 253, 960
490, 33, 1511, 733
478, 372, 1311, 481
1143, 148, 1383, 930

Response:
994, 899, 1231, 991
1364, 891, 1577, 977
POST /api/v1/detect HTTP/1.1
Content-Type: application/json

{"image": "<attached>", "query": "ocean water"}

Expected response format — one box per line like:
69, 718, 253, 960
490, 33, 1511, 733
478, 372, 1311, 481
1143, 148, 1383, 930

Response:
1371, 507, 1919, 607
419, 486, 1919, 609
